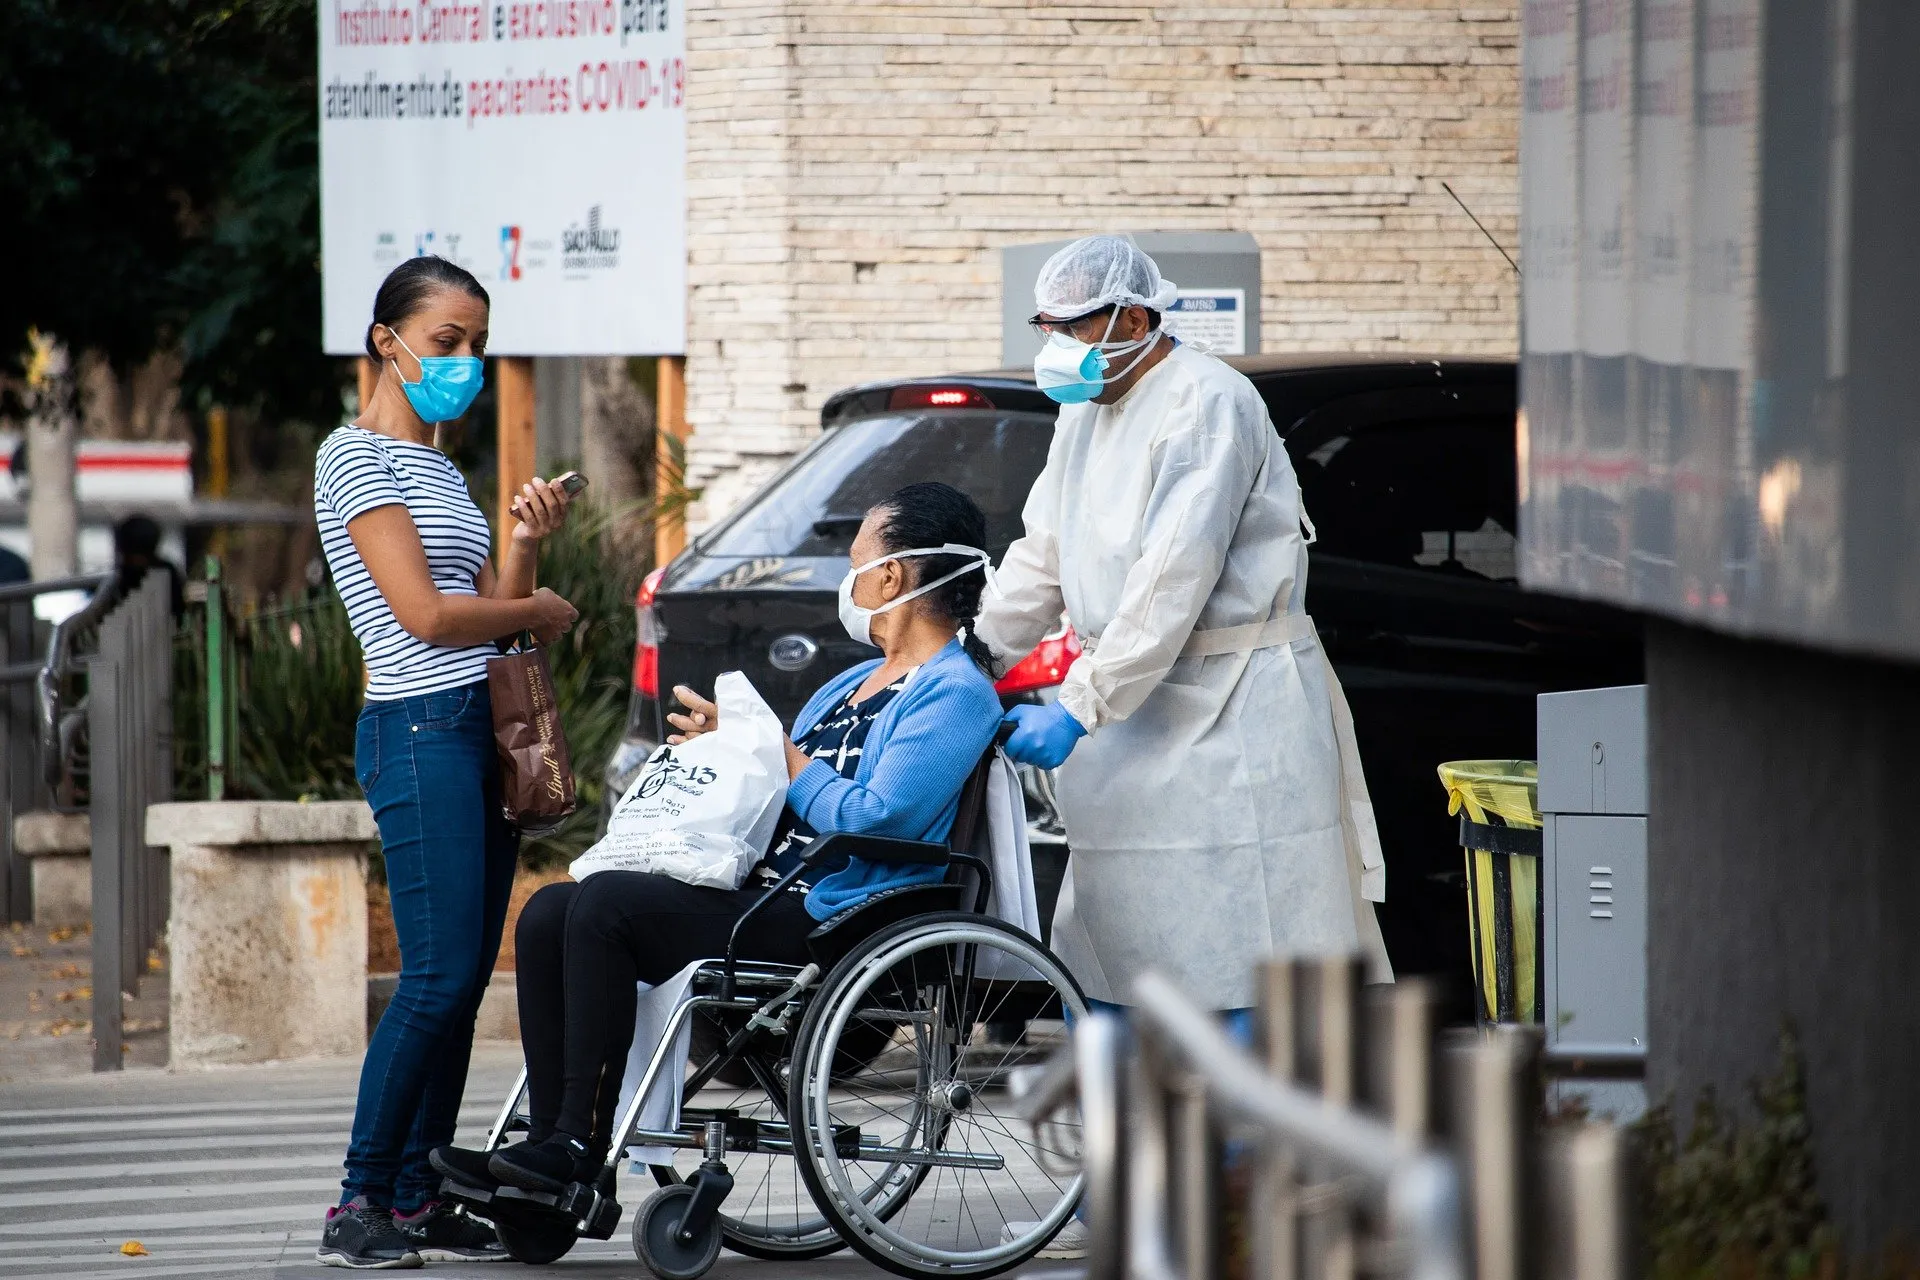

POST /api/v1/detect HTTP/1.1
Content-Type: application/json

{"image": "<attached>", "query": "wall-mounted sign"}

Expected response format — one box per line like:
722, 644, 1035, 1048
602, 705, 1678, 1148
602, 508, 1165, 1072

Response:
319, 0, 687, 356
1163, 289, 1247, 356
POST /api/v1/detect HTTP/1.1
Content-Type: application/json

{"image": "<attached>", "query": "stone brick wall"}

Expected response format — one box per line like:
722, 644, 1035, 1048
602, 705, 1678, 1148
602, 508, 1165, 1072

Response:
682, 0, 1521, 528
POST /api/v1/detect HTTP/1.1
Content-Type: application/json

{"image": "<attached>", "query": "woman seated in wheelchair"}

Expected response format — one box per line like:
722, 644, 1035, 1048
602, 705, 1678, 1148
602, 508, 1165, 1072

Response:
434, 481, 1005, 1194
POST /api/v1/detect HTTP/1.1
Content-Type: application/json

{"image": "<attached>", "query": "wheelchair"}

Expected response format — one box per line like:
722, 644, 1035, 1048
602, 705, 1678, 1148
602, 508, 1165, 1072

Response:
439, 748, 1089, 1278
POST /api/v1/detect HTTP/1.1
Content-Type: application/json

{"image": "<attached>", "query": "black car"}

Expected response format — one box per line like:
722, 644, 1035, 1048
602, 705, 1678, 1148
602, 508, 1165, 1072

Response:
608, 355, 1643, 995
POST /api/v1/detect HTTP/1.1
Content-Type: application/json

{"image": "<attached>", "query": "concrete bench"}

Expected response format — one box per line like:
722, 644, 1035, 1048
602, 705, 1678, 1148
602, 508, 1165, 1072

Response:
11, 811, 93, 928
148, 801, 376, 1068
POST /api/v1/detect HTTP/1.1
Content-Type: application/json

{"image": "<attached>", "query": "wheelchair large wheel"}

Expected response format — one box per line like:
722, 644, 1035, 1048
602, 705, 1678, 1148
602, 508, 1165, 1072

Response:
788, 913, 1087, 1278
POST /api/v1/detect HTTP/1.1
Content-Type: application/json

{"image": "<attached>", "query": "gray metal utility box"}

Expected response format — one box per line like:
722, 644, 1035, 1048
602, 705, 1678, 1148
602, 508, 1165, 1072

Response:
1538, 685, 1647, 1071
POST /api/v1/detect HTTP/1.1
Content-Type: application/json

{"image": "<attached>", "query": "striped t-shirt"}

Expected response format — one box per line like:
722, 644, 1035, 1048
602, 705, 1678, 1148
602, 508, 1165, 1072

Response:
314, 427, 495, 701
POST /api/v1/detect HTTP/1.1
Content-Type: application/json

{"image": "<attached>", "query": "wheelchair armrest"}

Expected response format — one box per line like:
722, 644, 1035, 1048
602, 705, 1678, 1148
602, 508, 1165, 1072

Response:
802, 831, 950, 868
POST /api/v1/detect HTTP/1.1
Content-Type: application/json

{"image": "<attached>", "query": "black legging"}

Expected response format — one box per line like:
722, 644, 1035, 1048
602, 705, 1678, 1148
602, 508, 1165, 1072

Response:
514, 872, 817, 1152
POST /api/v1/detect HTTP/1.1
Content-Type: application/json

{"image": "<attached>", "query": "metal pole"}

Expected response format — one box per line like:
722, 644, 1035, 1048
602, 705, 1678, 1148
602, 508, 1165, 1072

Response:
149, 578, 172, 953
1254, 959, 1298, 1280
1, 598, 40, 922
1296, 957, 1360, 1280
124, 591, 146, 989
1541, 1122, 1632, 1280
205, 558, 225, 802
1078, 1012, 1129, 1280
1444, 1025, 1543, 1280
89, 617, 124, 1071
1173, 1070, 1222, 1280
1368, 978, 1440, 1143
0, 602, 17, 923
1126, 1034, 1178, 1280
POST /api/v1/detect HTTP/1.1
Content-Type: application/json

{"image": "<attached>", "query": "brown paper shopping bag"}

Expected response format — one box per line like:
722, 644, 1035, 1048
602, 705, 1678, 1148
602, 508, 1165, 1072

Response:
488, 638, 577, 833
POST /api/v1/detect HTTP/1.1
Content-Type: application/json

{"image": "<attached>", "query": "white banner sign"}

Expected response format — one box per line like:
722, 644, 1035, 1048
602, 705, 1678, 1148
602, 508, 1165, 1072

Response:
319, 0, 687, 356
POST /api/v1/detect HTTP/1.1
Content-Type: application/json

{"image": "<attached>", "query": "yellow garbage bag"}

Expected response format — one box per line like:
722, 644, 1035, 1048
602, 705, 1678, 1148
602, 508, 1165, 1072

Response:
1437, 761, 1541, 1024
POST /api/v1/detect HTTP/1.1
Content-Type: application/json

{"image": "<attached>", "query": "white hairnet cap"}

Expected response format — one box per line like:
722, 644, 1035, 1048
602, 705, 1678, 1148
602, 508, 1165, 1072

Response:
1033, 235, 1180, 319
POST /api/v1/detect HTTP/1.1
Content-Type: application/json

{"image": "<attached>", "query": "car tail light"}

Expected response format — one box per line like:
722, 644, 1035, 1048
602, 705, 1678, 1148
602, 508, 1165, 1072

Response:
887, 385, 993, 411
994, 625, 1082, 696
633, 566, 667, 698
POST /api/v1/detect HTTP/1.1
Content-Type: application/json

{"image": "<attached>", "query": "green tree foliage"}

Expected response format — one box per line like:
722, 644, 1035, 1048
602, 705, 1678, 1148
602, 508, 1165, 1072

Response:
0, 0, 341, 425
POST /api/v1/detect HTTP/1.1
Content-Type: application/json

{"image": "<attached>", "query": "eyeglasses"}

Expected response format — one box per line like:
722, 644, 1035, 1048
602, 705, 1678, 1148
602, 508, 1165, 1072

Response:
1027, 307, 1115, 339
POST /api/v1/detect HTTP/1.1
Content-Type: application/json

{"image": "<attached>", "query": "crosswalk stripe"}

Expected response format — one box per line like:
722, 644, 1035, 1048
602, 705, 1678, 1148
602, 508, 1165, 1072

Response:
0, 1135, 348, 1161
0, 1205, 325, 1237
7, 1260, 291, 1280
0, 1231, 300, 1257
0, 1174, 341, 1211
0, 1153, 354, 1187
0, 1243, 293, 1268
0, 1112, 358, 1140
0, 1106, 497, 1143
0, 1098, 360, 1123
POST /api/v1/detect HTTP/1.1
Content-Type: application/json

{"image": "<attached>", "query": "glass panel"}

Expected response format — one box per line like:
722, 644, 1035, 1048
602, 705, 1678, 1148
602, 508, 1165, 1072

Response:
702, 413, 1054, 558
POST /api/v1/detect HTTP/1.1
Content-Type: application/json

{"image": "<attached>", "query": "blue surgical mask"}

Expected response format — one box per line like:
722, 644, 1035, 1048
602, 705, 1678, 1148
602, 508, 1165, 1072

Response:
1031, 311, 1161, 405
390, 331, 484, 423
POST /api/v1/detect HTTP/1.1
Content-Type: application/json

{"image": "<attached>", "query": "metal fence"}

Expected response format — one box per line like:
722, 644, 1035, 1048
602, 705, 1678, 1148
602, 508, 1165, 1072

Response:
0, 571, 172, 1069
1023, 960, 1634, 1280
86, 574, 173, 1069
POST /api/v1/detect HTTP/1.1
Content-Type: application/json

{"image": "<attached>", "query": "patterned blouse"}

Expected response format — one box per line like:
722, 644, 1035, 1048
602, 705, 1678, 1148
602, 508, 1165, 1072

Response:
758, 670, 913, 885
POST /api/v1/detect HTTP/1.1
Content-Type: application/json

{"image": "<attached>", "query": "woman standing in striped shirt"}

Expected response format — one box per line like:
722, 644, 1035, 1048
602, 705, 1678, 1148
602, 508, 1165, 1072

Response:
312, 256, 579, 1269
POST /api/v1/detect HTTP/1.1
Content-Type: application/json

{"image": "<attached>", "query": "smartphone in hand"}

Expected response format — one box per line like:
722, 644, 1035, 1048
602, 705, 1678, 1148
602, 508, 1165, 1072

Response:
510, 472, 588, 520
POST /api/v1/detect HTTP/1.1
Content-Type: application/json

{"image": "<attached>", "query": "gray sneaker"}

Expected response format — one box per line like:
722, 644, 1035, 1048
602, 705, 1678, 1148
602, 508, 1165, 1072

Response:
317, 1197, 424, 1269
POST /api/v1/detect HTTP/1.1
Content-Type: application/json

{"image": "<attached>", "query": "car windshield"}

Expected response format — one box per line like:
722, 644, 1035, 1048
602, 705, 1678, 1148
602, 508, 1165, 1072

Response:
699, 411, 1054, 558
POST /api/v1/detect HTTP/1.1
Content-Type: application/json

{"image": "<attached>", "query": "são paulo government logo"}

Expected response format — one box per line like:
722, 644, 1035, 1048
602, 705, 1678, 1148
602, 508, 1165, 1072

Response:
561, 206, 620, 274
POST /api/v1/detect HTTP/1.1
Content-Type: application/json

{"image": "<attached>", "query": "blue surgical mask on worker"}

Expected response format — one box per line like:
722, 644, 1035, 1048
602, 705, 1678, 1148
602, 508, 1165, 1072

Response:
388, 330, 484, 423
837, 545, 993, 647
1031, 309, 1161, 405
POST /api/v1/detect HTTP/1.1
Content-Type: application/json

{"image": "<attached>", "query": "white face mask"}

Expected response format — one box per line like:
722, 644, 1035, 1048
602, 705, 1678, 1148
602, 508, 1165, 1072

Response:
1031, 308, 1162, 405
837, 544, 992, 647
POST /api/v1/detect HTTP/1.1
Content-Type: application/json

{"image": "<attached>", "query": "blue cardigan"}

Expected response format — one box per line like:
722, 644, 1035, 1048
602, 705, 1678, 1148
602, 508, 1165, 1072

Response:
786, 639, 1003, 920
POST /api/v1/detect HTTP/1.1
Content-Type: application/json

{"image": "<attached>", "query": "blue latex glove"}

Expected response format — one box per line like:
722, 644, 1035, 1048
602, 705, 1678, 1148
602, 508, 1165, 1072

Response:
1000, 703, 1087, 769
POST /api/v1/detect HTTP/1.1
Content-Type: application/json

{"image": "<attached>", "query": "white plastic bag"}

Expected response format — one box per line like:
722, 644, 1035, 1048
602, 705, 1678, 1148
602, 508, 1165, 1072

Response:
570, 672, 788, 890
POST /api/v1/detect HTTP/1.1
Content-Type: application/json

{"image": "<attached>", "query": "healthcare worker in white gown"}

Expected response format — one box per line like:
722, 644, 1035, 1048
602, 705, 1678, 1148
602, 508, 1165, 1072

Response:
976, 235, 1391, 1013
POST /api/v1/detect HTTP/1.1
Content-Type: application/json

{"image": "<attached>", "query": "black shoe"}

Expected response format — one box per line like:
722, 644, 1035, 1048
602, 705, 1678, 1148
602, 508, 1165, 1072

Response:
394, 1200, 509, 1262
429, 1145, 502, 1192
488, 1134, 591, 1194
316, 1197, 423, 1270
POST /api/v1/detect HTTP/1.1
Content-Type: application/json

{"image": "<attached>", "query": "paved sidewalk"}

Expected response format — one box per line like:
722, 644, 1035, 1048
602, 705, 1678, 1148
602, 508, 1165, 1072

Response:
0, 922, 169, 1083
0, 1044, 1083, 1280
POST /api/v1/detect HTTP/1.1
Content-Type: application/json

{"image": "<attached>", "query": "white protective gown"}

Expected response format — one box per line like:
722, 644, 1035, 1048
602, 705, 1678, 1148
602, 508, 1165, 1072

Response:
976, 343, 1391, 1010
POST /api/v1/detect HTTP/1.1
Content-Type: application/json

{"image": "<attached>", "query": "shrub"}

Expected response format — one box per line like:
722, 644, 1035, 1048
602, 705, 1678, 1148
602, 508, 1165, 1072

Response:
174, 499, 645, 868
1634, 1024, 1862, 1280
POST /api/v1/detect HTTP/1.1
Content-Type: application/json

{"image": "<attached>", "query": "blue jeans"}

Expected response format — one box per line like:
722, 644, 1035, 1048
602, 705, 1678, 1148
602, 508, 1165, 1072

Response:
341, 681, 518, 1211
1078, 996, 1255, 1046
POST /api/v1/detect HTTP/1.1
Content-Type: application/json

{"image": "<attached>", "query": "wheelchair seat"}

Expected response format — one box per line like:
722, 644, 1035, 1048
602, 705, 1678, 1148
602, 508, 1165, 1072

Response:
805, 882, 969, 968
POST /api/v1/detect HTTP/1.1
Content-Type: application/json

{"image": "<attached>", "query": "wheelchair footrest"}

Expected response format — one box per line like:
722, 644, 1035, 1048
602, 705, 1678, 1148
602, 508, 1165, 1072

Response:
479, 1180, 624, 1241
437, 1175, 501, 1210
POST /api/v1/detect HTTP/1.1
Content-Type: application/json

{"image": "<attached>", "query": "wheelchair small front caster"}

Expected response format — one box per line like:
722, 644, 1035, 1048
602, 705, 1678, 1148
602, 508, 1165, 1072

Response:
634, 1184, 723, 1280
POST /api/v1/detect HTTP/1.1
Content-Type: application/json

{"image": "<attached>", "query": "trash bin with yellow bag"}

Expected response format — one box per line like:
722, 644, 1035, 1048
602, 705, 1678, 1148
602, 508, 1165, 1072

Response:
1437, 760, 1541, 1024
